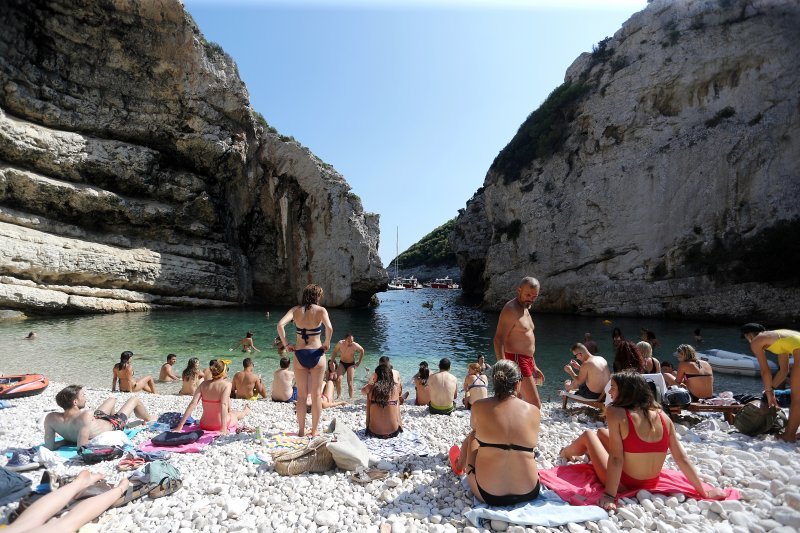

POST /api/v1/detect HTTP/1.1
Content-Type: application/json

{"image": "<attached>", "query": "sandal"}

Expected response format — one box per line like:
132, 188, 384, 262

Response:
147, 476, 183, 499
112, 480, 149, 508
350, 468, 389, 484
117, 454, 147, 472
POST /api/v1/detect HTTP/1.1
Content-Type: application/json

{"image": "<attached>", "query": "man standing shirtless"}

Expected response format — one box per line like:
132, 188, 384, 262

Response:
493, 277, 542, 407
43, 385, 151, 449
159, 354, 179, 382
231, 358, 268, 399
331, 333, 365, 398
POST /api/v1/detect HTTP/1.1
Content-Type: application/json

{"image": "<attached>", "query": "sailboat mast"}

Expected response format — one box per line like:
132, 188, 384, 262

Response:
395, 226, 399, 279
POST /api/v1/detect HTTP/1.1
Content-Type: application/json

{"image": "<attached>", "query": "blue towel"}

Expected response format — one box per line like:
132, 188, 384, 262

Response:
21, 427, 146, 460
460, 477, 607, 528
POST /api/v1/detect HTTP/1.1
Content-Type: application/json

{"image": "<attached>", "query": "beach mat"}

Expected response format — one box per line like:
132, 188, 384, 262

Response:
356, 429, 429, 459
138, 424, 225, 454
462, 480, 606, 528
539, 464, 740, 506
260, 432, 310, 452
21, 427, 145, 461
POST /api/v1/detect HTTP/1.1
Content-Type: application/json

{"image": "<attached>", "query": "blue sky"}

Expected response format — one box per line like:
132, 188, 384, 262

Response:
184, 0, 647, 265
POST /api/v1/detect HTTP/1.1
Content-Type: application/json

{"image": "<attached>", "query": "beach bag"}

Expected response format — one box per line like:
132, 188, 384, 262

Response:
734, 402, 787, 436
662, 388, 691, 408
78, 445, 124, 464
272, 435, 334, 476
325, 418, 369, 471
151, 430, 204, 447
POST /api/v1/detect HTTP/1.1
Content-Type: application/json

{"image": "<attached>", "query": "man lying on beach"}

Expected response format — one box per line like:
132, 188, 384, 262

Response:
159, 354, 179, 382
43, 385, 152, 449
272, 357, 297, 402
428, 358, 458, 415
563, 343, 610, 400
231, 358, 268, 400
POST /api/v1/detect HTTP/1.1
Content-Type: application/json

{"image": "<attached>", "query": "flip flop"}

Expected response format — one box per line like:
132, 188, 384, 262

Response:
449, 445, 463, 476
350, 469, 389, 484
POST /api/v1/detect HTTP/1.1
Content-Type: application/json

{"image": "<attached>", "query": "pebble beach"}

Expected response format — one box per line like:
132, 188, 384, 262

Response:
1, 382, 799, 533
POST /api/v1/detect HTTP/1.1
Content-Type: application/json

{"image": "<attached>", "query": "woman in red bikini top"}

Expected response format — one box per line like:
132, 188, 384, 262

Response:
173, 360, 250, 434
560, 370, 726, 510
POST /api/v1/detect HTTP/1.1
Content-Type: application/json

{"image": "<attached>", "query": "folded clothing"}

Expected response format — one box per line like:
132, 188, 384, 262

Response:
139, 425, 218, 454
151, 430, 204, 447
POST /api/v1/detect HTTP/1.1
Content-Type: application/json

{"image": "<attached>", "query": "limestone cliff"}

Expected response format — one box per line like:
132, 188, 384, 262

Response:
0, 0, 385, 314
451, 0, 800, 322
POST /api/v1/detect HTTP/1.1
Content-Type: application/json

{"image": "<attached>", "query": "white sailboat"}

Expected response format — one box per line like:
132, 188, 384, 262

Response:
388, 227, 405, 290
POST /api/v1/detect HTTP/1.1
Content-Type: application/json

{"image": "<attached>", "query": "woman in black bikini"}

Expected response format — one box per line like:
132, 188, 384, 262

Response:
455, 359, 541, 506
276, 284, 333, 437
363, 363, 402, 439
663, 344, 713, 400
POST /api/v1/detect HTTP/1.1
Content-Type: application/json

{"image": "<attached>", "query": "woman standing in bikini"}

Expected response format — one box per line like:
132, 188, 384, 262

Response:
455, 360, 541, 506
174, 360, 249, 434
277, 284, 333, 437
742, 323, 800, 442
560, 371, 725, 510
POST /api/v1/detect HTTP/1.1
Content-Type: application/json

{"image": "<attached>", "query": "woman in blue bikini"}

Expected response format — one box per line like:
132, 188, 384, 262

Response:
277, 284, 333, 437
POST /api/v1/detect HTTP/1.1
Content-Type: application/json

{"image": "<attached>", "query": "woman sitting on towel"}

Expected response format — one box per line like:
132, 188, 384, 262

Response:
462, 362, 488, 409
174, 360, 249, 434
363, 363, 402, 439
178, 357, 204, 396
455, 359, 541, 506
662, 344, 713, 400
560, 370, 725, 511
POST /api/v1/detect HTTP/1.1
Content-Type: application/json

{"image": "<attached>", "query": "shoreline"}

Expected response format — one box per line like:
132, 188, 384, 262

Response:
1, 382, 798, 532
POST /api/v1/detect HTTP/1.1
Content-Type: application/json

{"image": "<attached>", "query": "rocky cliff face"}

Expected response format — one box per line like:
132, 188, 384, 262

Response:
0, 0, 385, 314
451, 0, 800, 322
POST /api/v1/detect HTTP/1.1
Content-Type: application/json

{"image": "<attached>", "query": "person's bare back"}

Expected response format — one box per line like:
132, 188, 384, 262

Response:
428, 362, 458, 410
272, 367, 295, 401
232, 369, 266, 399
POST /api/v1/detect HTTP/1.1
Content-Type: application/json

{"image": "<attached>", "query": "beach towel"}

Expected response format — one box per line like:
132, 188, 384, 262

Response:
539, 464, 739, 506
138, 425, 221, 454
260, 432, 310, 452
355, 429, 430, 459
0, 466, 32, 506
23, 427, 145, 461
463, 482, 607, 528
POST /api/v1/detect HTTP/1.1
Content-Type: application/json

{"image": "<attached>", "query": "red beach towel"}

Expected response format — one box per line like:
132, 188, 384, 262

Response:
539, 464, 739, 506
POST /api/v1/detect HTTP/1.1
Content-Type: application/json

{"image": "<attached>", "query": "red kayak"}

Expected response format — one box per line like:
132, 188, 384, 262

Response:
0, 374, 49, 399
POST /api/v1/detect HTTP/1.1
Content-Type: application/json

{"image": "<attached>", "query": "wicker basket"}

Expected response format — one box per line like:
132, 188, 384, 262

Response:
272, 435, 334, 476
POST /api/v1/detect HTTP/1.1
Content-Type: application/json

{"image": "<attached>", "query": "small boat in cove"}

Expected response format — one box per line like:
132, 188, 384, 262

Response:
0, 374, 49, 399
699, 349, 777, 377
424, 277, 460, 289
388, 277, 405, 290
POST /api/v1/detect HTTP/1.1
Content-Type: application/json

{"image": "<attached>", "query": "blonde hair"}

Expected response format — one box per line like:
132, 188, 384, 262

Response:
636, 341, 653, 358
676, 344, 698, 362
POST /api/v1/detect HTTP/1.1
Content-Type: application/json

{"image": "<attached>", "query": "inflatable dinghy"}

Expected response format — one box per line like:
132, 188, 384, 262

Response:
0, 374, 49, 399
699, 349, 777, 377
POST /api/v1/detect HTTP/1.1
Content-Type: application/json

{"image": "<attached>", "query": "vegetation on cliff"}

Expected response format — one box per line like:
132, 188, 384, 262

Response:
389, 218, 457, 270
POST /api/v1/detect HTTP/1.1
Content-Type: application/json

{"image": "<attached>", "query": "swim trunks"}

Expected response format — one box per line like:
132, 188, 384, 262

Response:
503, 352, 544, 383
295, 348, 325, 369
428, 402, 455, 415
575, 383, 602, 400
93, 410, 128, 431
272, 386, 298, 403
339, 361, 356, 372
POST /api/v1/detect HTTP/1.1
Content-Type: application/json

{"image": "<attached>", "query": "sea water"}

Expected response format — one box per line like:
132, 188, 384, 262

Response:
0, 289, 770, 399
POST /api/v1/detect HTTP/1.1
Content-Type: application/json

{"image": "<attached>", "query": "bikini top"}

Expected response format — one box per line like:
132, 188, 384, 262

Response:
468, 376, 487, 390
296, 325, 322, 343
475, 437, 535, 453
622, 410, 669, 454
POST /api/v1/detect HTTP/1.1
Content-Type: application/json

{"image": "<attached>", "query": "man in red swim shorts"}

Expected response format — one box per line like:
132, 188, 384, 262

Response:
493, 277, 543, 407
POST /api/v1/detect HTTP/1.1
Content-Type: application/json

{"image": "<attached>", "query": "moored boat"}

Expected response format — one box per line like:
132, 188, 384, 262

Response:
699, 349, 777, 377
400, 276, 422, 289
427, 276, 460, 289
0, 374, 49, 399
388, 277, 405, 290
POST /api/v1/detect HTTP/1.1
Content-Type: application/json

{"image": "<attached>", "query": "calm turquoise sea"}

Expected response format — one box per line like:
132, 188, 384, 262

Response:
0, 289, 769, 399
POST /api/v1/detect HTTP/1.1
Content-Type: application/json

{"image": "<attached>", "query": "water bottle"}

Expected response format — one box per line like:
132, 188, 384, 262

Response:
255, 426, 262, 444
